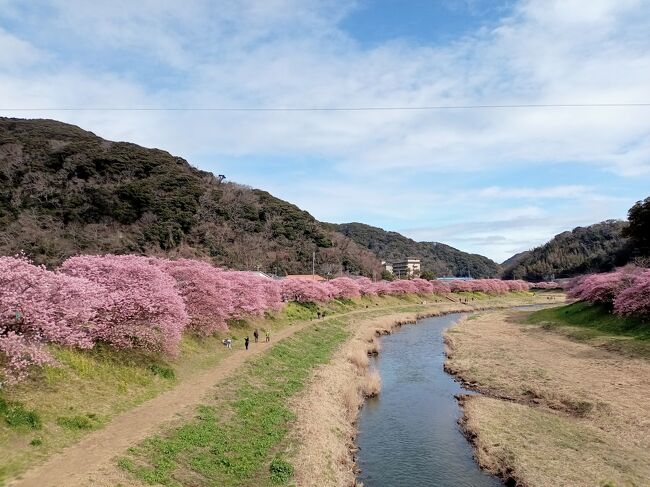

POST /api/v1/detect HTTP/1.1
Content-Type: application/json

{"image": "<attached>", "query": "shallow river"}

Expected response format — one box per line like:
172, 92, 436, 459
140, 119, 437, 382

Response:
355, 313, 502, 487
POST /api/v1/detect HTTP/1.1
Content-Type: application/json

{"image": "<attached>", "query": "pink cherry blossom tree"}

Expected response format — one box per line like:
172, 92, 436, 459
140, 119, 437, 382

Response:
0, 255, 105, 349
355, 277, 377, 296
60, 255, 189, 355
280, 279, 332, 303
613, 269, 650, 317
153, 258, 234, 335
328, 277, 362, 299
0, 332, 55, 384
429, 280, 451, 294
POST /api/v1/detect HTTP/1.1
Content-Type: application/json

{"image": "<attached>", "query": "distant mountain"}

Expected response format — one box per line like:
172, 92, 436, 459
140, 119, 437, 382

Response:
502, 220, 631, 281
0, 118, 380, 276
501, 251, 531, 268
328, 222, 500, 278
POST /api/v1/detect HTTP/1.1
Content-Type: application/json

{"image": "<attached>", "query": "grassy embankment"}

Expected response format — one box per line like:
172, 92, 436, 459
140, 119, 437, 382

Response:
0, 292, 444, 483
445, 302, 650, 487
529, 301, 650, 354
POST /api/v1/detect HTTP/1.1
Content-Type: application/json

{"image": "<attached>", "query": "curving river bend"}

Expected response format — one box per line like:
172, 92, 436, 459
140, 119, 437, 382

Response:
355, 313, 502, 487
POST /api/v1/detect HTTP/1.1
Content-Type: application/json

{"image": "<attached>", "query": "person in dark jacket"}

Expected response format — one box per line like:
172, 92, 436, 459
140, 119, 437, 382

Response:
253, 329, 259, 343
244, 336, 250, 350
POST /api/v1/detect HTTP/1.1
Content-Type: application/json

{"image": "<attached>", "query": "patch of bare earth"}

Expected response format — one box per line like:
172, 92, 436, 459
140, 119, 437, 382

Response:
445, 310, 650, 487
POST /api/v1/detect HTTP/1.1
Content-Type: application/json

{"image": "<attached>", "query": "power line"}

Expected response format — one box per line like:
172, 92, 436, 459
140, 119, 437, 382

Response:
1, 103, 650, 112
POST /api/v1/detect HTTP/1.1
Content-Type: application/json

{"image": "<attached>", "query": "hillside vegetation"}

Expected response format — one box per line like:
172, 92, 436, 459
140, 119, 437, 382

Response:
0, 118, 379, 275
330, 222, 500, 278
502, 220, 630, 281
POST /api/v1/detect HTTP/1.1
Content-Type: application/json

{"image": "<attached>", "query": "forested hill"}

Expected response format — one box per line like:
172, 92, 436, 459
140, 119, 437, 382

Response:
502, 220, 631, 281
0, 117, 380, 275
501, 250, 531, 268
328, 222, 501, 278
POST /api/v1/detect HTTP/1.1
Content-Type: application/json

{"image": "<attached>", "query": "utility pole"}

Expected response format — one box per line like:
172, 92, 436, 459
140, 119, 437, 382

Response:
312, 251, 315, 279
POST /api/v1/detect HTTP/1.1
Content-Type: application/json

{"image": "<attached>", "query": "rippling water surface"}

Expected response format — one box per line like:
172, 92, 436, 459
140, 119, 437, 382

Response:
356, 313, 502, 487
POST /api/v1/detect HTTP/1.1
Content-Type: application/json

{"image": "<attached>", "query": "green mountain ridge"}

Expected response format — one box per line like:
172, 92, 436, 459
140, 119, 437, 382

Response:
328, 222, 501, 278
501, 250, 531, 268
0, 117, 381, 275
502, 220, 631, 281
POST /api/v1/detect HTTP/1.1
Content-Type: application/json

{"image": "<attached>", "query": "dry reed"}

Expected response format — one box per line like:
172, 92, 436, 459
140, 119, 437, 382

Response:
361, 370, 381, 398
348, 349, 369, 371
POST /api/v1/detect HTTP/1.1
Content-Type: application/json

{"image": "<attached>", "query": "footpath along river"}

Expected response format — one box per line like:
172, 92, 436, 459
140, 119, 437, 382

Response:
355, 312, 501, 487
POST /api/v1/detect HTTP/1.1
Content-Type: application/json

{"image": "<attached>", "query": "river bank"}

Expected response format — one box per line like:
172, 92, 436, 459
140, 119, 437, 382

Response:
288, 292, 560, 487
444, 307, 650, 487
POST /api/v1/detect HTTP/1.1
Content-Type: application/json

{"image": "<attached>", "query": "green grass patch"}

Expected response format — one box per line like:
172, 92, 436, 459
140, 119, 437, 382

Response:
119, 319, 349, 486
528, 302, 650, 340
269, 456, 294, 484
281, 301, 319, 321
56, 413, 101, 430
148, 364, 176, 380
0, 398, 42, 429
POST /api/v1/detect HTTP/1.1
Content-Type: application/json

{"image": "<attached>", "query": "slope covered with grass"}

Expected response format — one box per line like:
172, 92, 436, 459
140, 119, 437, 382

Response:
528, 302, 650, 341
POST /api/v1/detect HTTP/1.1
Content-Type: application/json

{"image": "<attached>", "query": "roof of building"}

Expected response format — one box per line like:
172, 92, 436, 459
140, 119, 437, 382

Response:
245, 271, 274, 279
284, 274, 327, 282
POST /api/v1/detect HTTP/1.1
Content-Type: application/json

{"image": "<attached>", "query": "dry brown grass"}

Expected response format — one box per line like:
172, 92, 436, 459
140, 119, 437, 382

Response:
347, 349, 370, 371
366, 337, 381, 356
361, 371, 381, 398
446, 310, 650, 487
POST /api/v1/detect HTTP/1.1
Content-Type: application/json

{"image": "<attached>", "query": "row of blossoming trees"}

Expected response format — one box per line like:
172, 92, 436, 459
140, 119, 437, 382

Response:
1, 254, 541, 383
567, 266, 650, 318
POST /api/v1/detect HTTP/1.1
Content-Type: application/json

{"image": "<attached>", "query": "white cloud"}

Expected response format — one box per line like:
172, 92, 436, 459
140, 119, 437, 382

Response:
0, 27, 45, 68
478, 185, 591, 199
2, 0, 649, 175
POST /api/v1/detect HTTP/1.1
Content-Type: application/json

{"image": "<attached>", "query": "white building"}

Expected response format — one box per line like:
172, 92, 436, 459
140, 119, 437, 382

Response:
391, 259, 421, 279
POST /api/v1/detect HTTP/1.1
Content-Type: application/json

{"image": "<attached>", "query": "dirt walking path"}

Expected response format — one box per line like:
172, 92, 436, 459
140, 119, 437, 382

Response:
7, 304, 428, 487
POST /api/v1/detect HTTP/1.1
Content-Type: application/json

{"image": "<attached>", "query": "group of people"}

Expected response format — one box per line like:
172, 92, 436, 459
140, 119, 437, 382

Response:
223, 328, 270, 350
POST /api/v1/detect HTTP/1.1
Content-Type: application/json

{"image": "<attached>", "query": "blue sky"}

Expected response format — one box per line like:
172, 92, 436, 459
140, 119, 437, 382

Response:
1, 0, 649, 262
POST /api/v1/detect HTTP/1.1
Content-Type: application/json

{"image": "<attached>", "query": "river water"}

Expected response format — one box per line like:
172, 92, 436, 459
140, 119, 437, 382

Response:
355, 313, 502, 487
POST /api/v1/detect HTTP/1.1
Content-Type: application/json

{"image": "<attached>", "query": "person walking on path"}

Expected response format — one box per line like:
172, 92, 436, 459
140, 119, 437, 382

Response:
265, 330, 270, 342
244, 336, 250, 350
253, 329, 259, 343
